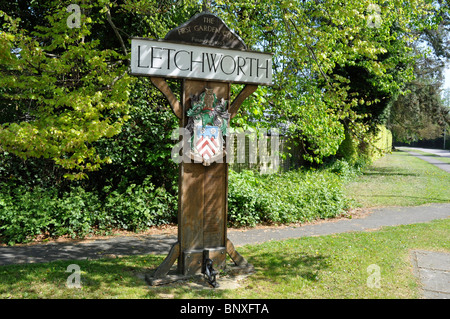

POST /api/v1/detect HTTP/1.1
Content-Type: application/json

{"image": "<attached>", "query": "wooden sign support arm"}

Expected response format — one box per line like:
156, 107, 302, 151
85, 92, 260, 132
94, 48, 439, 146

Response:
150, 77, 183, 119
229, 85, 258, 119
150, 77, 257, 121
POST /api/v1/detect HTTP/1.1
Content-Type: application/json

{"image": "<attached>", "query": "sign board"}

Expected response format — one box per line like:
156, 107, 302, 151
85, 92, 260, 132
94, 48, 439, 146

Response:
163, 12, 247, 49
131, 38, 273, 85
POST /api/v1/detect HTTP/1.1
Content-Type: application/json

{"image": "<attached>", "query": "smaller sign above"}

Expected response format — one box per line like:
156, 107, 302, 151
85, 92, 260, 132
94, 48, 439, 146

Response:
131, 39, 272, 85
164, 12, 247, 50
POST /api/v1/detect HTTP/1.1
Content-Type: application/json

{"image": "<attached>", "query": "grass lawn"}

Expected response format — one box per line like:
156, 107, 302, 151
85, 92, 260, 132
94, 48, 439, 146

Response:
0, 218, 448, 299
344, 150, 450, 207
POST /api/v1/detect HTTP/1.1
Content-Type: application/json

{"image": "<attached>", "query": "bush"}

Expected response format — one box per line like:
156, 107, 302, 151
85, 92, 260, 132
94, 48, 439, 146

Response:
0, 185, 59, 245
336, 125, 392, 166
1, 167, 353, 244
103, 176, 177, 231
336, 129, 359, 164
227, 169, 352, 227
0, 176, 177, 245
370, 125, 393, 160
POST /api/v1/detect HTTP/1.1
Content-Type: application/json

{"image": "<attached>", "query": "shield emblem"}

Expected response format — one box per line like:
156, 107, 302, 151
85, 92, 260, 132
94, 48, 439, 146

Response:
186, 89, 230, 165
194, 125, 223, 162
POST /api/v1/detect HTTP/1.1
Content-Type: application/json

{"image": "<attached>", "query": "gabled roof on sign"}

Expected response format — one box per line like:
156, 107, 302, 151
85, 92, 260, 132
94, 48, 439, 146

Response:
164, 11, 247, 50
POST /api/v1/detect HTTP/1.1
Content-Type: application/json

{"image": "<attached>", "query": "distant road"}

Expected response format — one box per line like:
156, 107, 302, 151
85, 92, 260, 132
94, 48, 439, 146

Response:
396, 147, 450, 173
396, 146, 450, 158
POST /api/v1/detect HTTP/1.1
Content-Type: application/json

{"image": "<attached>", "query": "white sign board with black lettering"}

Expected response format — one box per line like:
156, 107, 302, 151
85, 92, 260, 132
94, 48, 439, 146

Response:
131, 38, 272, 85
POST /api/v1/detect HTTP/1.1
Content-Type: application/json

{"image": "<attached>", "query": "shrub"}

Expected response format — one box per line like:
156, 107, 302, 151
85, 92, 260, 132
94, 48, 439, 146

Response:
54, 187, 104, 239
103, 176, 177, 231
1, 167, 352, 244
336, 129, 359, 164
0, 176, 177, 245
227, 169, 352, 227
0, 185, 59, 245
336, 125, 392, 166
370, 125, 393, 160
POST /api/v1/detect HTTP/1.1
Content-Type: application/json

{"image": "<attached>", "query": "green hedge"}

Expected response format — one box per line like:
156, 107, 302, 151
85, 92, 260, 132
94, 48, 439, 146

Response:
371, 125, 393, 160
0, 167, 354, 244
0, 177, 178, 245
228, 168, 352, 227
337, 125, 392, 165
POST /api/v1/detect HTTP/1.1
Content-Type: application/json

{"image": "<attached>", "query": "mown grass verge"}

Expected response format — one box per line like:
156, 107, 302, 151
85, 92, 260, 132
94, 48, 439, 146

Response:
0, 218, 448, 299
344, 150, 450, 207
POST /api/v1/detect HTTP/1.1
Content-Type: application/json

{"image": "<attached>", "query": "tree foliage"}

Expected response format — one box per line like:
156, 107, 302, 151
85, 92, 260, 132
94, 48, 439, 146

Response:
387, 0, 450, 143
0, 0, 441, 175
0, 1, 136, 179
213, 0, 438, 162
0, 0, 446, 242
389, 79, 450, 143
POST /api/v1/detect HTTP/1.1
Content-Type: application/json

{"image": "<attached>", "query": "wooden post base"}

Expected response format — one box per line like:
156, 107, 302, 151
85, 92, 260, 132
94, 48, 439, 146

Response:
146, 263, 255, 287
146, 238, 252, 286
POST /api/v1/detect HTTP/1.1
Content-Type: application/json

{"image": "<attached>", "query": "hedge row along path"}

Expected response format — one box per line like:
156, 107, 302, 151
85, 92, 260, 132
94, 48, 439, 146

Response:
0, 203, 448, 266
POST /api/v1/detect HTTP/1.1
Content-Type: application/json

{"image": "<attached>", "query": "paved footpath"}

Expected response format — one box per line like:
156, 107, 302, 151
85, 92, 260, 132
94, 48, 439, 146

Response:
411, 250, 450, 299
397, 146, 450, 173
396, 147, 450, 158
1, 204, 448, 267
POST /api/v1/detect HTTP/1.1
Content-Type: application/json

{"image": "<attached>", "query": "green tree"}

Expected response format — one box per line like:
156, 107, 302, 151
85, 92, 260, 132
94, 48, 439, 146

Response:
215, 0, 438, 163
389, 80, 448, 143
0, 0, 442, 177
0, 1, 135, 179
387, 0, 450, 144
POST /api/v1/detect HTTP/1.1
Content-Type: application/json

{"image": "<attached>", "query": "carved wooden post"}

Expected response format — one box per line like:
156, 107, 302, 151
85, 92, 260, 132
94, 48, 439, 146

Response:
130, 11, 272, 285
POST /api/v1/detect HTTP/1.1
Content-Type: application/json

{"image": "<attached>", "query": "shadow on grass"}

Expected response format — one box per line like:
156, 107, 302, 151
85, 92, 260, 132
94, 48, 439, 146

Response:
359, 151, 445, 177
0, 247, 332, 298
246, 250, 330, 284
355, 194, 449, 203
143, 250, 331, 298
361, 167, 419, 177
0, 255, 165, 298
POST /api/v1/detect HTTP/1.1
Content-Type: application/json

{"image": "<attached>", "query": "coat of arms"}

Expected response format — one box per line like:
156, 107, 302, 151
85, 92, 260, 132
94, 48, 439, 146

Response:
186, 88, 230, 166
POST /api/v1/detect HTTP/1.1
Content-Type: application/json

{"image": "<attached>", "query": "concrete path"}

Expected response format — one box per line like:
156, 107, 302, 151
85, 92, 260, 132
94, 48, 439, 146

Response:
411, 250, 450, 299
397, 147, 450, 158
227, 204, 450, 246
1, 204, 448, 266
397, 146, 450, 173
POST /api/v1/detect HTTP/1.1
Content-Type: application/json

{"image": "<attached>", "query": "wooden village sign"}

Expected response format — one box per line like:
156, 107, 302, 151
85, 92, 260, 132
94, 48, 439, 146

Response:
131, 11, 272, 287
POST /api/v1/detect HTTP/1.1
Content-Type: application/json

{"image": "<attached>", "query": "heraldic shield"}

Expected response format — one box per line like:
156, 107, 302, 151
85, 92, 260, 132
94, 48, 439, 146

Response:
186, 88, 230, 166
